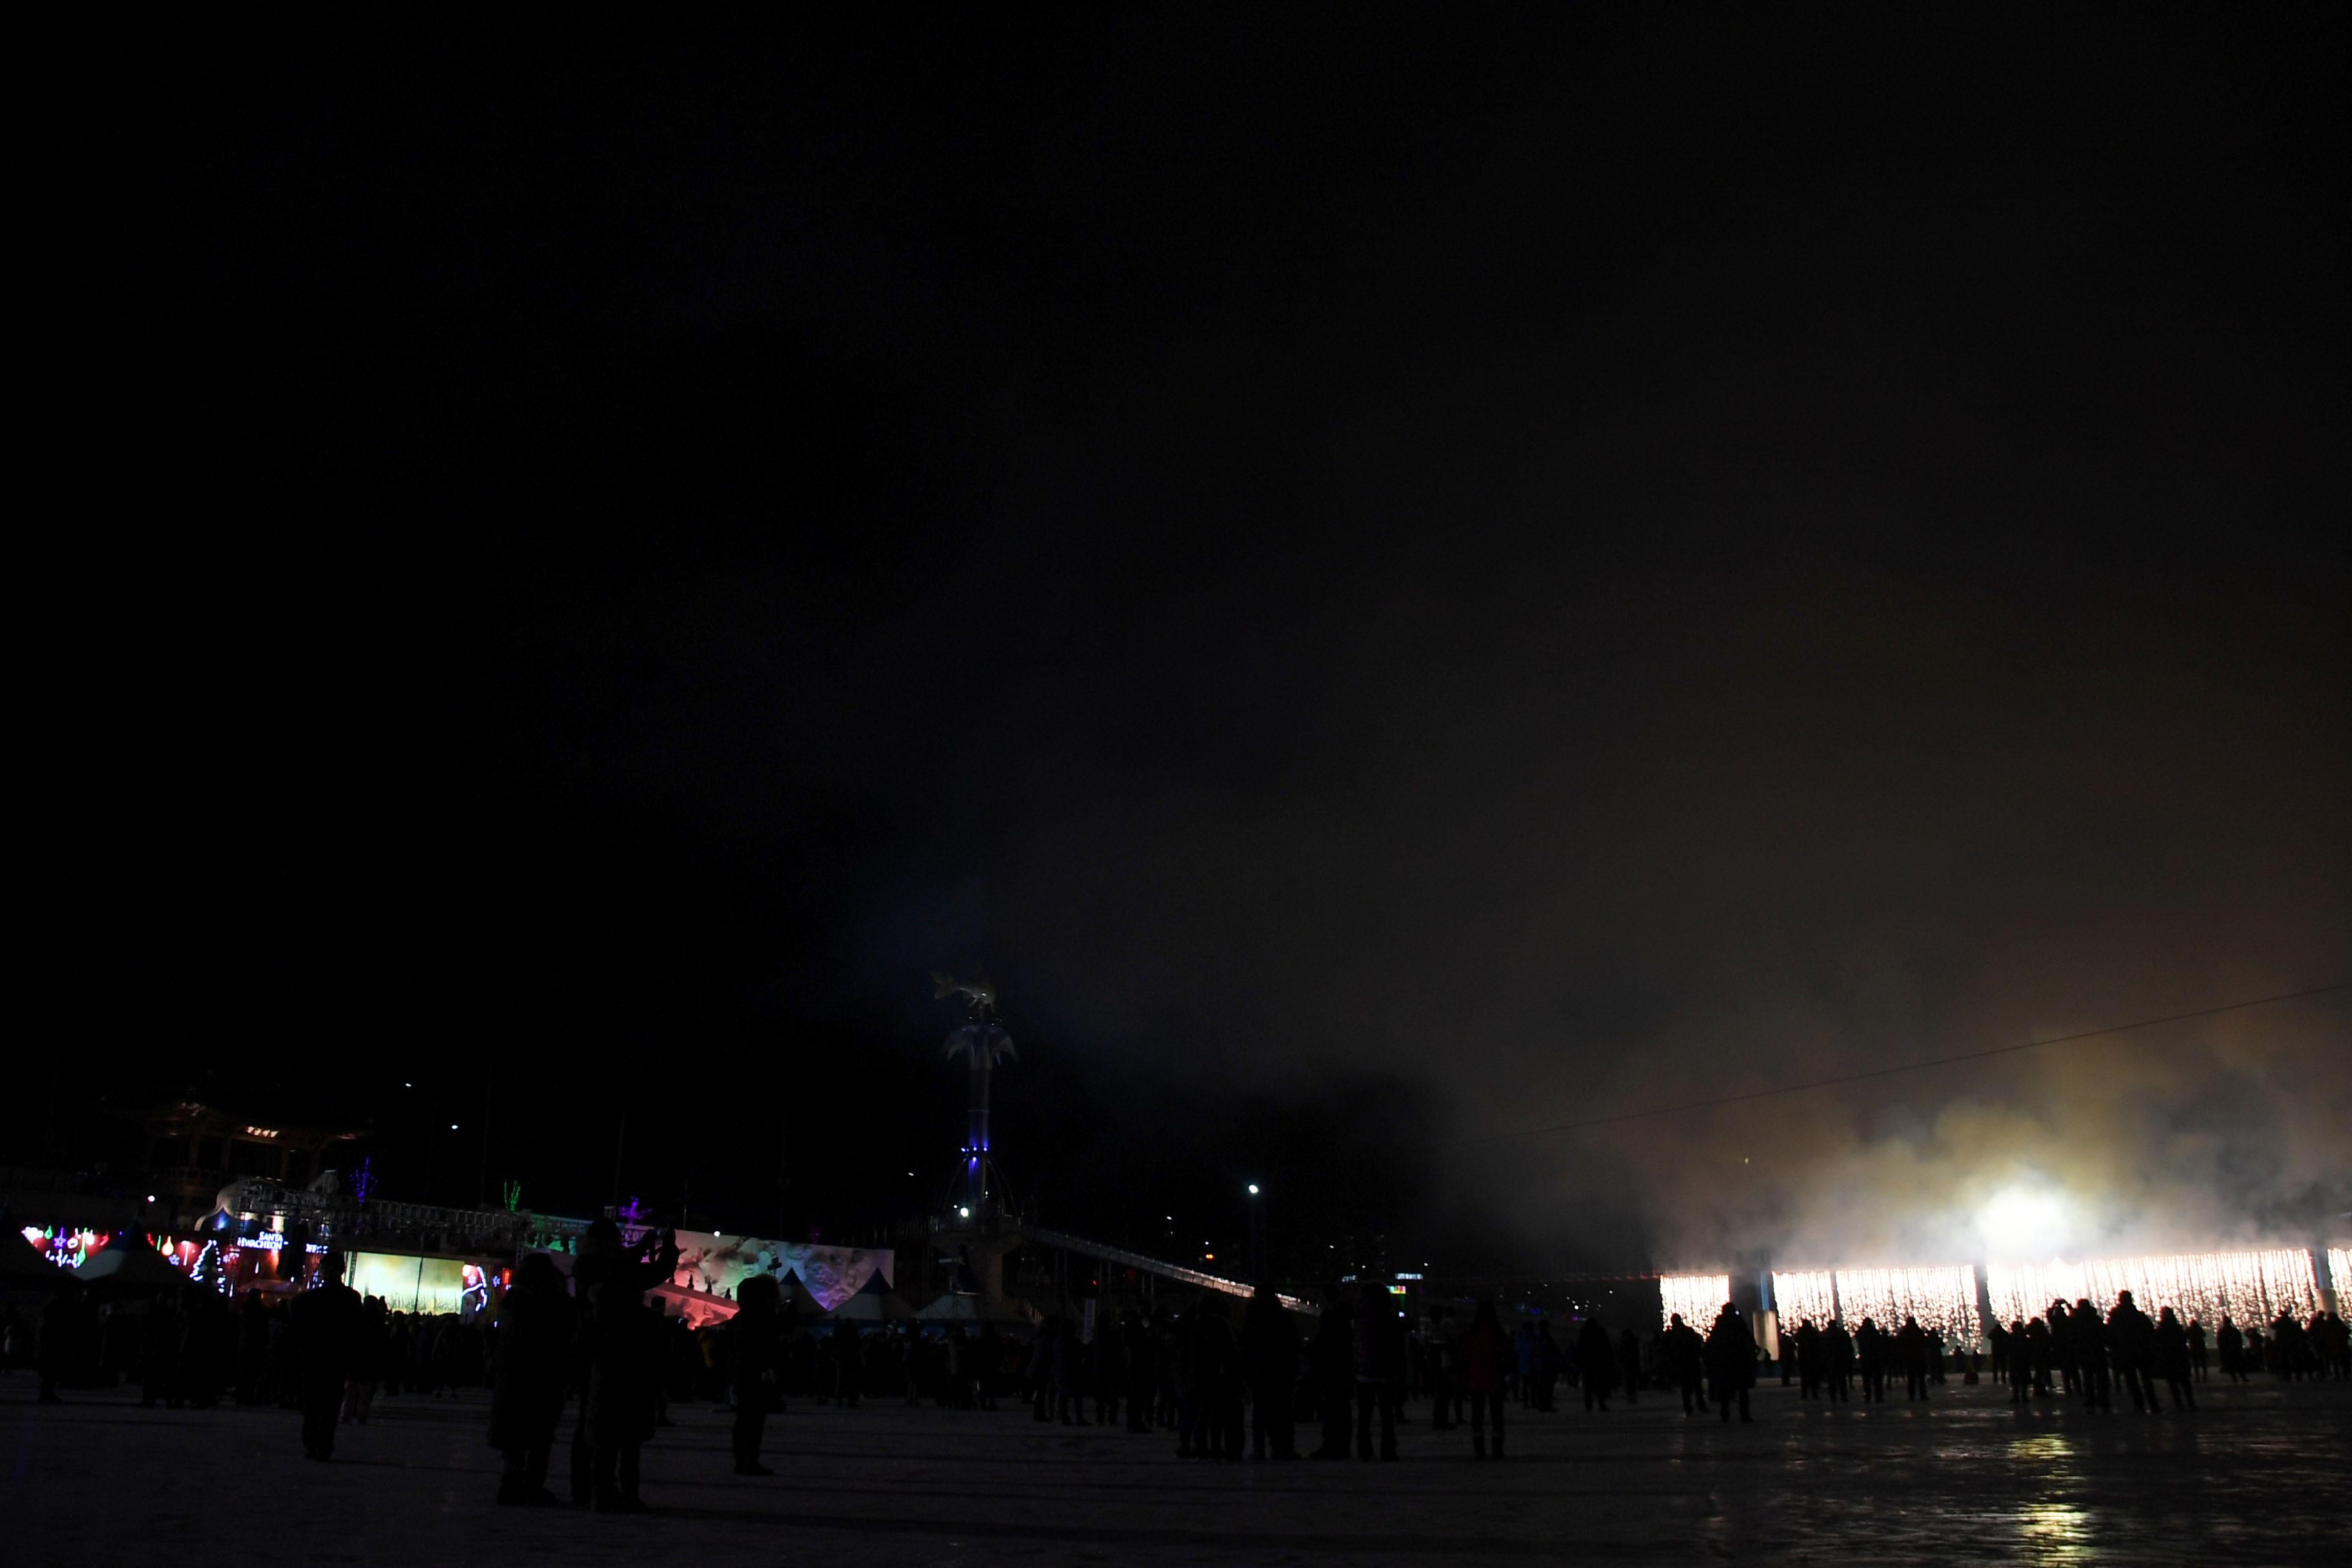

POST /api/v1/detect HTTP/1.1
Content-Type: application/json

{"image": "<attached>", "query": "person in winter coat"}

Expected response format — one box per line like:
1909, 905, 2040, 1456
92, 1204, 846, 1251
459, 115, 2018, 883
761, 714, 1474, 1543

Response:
1240, 1286, 1300, 1459
1895, 1315, 1930, 1401
490, 1253, 574, 1503
1617, 1327, 1644, 1404
1122, 1309, 1157, 1432
1529, 1319, 1562, 1411
1794, 1318, 1824, 1400
1663, 1313, 1707, 1415
1353, 1296, 1407, 1460
1183, 1303, 1240, 1458
728, 1273, 783, 1476
290, 1253, 364, 1460
567, 1219, 680, 1512
2070, 1298, 2111, 1411
2154, 1306, 2195, 1410
1460, 1301, 1512, 1459
1825, 1318, 1854, 1402
2217, 1315, 2245, 1382
1855, 1318, 1887, 1402
1309, 1295, 1354, 1459
1704, 1302, 1756, 1423
1573, 1318, 1618, 1411
1052, 1318, 1089, 1426
2106, 1291, 2158, 1413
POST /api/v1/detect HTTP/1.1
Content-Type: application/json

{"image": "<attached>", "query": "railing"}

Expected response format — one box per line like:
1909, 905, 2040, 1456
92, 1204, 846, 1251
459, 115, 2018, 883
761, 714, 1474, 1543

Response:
219, 1181, 589, 1258
1023, 1226, 1317, 1315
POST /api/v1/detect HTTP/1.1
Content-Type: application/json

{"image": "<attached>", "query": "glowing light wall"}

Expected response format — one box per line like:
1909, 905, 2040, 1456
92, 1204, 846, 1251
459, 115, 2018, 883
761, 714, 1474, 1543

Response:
1770, 1269, 1838, 1328
2330, 1250, 2351, 1302
1986, 1249, 2320, 1331
1832, 1266, 1980, 1349
1658, 1273, 1730, 1331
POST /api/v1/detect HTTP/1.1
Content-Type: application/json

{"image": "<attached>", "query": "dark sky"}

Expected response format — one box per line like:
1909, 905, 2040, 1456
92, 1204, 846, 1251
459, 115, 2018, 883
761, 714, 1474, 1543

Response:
37, 10, 2347, 1270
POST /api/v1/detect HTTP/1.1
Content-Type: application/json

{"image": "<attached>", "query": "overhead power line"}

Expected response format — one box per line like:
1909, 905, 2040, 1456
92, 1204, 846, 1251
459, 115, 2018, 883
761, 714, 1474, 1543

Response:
1475, 980, 2352, 1146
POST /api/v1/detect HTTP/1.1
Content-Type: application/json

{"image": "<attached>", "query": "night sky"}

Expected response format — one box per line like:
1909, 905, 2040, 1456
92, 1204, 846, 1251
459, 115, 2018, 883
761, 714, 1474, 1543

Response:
38, 11, 2347, 1272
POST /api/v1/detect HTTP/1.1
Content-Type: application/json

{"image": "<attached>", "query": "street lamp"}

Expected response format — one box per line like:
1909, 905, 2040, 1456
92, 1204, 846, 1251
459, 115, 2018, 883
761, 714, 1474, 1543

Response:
1245, 1182, 1266, 1280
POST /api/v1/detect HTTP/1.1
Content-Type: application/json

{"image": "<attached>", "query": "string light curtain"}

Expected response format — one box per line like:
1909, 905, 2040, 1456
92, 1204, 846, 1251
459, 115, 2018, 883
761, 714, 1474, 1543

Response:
1832, 1265, 1981, 1349
1770, 1269, 1838, 1328
1986, 1249, 2320, 1330
1658, 1273, 1732, 1332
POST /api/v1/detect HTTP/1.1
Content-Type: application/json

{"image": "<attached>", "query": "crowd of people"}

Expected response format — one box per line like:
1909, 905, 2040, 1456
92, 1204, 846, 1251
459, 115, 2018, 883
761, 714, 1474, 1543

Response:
1979, 1297, 2350, 1412
13, 1240, 2349, 1513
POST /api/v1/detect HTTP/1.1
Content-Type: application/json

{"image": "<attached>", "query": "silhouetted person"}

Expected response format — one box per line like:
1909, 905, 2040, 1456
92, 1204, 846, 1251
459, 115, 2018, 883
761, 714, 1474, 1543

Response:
1052, 1317, 1090, 1426
2186, 1318, 2208, 1382
2217, 1314, 2245, 1383
2070, 1298, 2111, 1411
1705, 1302, 1755, 1422
1093, 1314, 1126, 1426
1460, 1300, 1511, 1458
1825, 1318, 1853, 1402
1616, 1326, 1643, 1404
1574, 1318, 1618, 1412
2107, 1291, 2158, 1413
727, 1273, 783, 1476
2026, 1312, 2053, 1396
831, 1318, 865, 1409
1529, 1319, 1561, 1411
2269, 1309, 2307, 1381
138, 1290, 182, 1407
569, 1219, 680, 1512
1353, 1296, 1406, 1460
2048, 1300, 2079, 1397
1241, 1286, 1300, 1459
1855, 1318, 1886, 1402
1122, 1309, 1157, 1431
2155, 1306, 2195, 1410
1896, 1315, 1929, 1401
2006, 1318, 2034, 1404
1309, 1293, 1354, 1458
1794, 1318, 1823, 1400
491, 1253, 574, 1503
1663, 1313, 1707, 1415
290, 1251, 362, 1460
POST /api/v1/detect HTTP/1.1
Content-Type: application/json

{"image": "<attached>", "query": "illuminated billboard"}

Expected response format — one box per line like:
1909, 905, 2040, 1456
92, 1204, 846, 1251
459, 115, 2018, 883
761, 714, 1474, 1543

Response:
348, 1252, 500, 1316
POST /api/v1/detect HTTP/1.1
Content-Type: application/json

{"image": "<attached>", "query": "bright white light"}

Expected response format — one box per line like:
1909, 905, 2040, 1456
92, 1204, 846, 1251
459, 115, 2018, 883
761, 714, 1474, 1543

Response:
1977, 1185, 2073, 1259
1771, 1269, 1837, 1328
1834, 1265, 1981, 1349
1987, 1248, 2321, 1330
1247, 1184, 1260, 1195
1660, 1273, 1730, 1331
958, 1206, 971, 1219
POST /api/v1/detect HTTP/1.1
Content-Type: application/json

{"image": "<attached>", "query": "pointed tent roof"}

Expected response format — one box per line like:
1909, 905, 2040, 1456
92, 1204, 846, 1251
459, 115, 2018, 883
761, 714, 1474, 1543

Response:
2, 1230, 69, 1290
915, 1291, 1041, 1326
72, 1237, 194, 1293
825, 1287, 917, 1322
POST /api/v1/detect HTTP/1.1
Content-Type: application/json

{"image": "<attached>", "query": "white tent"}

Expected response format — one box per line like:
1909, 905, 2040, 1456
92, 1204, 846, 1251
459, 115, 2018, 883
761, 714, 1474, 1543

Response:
915, 1291, 1041, 1326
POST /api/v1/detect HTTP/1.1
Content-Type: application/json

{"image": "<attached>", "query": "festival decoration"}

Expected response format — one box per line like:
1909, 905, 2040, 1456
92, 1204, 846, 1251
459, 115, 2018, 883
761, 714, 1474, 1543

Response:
1832, 1265, 1981, 1349
1986, 1248, 2320, 1331
1658, 1273, 1731, 1331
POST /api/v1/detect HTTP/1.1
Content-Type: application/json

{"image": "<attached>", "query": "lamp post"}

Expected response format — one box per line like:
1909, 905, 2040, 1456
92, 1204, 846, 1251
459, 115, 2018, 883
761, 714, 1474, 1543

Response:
1246, 1183, 1266, 1282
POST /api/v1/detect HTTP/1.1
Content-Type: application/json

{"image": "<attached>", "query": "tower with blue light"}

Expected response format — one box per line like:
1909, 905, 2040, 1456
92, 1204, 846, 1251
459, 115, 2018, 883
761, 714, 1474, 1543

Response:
937, 972, 1015, 1222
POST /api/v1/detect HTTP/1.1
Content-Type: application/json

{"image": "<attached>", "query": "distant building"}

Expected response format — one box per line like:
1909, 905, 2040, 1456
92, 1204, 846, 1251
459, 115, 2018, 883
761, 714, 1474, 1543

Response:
130, 1102, 363, 1230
